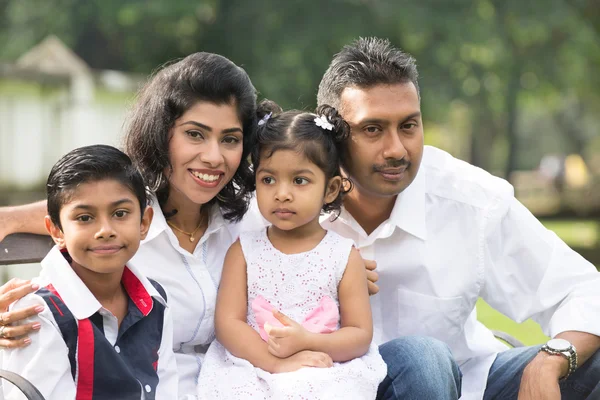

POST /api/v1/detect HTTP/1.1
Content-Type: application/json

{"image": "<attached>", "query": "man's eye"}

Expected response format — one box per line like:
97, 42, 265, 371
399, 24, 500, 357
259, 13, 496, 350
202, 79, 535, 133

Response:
365, 126, 381, 134
402, 123, 417, 130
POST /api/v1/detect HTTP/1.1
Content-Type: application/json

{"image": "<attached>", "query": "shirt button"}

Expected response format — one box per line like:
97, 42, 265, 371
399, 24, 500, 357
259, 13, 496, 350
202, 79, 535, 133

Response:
115, 345, 120, 353
145, 385, 151, 393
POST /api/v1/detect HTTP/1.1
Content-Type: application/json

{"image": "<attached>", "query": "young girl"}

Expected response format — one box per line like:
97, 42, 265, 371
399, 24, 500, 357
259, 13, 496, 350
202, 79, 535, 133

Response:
198, 101, 387, 399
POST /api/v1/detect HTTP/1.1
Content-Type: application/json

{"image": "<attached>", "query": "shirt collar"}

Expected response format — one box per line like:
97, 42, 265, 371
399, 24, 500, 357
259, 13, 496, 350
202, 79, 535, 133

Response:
41, 246, 166, 320
388, 163, 428, 240
143, 198, 226, 246
325, 163, 427, 241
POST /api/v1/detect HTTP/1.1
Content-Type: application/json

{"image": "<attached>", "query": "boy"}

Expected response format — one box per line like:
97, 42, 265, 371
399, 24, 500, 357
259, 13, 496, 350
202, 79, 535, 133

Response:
1, 145, 177, 400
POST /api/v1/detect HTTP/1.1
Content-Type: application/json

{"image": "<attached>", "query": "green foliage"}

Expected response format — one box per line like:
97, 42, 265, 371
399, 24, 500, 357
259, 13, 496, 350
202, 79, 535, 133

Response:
1, 0, 599, 173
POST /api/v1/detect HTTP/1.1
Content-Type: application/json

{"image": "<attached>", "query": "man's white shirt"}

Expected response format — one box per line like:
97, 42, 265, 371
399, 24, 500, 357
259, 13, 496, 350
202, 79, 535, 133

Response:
321, 145, 600, 399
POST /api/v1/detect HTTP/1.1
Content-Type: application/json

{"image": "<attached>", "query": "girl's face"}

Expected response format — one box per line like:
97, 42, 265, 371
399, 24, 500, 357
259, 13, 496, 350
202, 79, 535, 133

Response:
166, 101, 244, 207
255, 148, 341, 233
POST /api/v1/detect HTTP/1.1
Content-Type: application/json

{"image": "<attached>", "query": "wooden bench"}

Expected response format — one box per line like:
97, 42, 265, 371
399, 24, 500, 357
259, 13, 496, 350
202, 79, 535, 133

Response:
0, 234, 54, 266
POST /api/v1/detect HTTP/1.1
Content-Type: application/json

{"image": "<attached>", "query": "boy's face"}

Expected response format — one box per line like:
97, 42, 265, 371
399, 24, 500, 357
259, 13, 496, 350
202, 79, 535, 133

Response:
46, 179, 152, 275
339, 82, 424, 199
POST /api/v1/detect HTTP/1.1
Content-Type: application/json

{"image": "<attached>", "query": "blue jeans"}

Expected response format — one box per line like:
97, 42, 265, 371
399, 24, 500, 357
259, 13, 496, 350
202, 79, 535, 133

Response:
484, 345, 600, 399
376, 336, 462, 400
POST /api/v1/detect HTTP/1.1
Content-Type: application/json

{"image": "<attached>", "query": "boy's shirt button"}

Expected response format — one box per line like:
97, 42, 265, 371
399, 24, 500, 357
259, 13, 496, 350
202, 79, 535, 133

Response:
145, 385, 151, 393
115, 345, 121, 353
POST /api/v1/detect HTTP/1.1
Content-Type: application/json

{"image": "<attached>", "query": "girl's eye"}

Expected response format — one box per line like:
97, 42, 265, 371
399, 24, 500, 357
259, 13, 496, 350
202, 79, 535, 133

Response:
222, 136, 241, 145
186, 130, 203, 139
262, 177, 274, 185
114, 210, 129, 218
77, 215, 92, 222
294, 177, 309, 185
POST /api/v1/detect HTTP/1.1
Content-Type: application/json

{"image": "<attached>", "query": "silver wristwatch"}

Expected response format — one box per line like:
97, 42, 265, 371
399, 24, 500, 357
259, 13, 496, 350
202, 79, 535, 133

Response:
539, 338, 578, 380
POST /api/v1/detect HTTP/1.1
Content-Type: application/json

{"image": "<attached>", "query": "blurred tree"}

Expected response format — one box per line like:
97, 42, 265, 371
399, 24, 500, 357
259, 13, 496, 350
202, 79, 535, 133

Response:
0, 0, 599, 177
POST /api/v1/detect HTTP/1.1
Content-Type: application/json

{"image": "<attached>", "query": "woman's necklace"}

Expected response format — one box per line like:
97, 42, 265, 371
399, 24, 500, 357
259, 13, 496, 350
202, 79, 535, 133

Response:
167, 217, 204, 242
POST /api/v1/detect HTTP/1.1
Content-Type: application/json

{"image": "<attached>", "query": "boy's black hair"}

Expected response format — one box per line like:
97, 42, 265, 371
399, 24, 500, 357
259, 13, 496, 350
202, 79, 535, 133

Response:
47, 144, 147, 230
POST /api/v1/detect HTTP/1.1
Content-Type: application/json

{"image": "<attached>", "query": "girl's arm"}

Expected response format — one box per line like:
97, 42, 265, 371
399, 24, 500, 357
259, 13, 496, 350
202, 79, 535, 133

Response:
215, 240, 332, 373
268, 247, 373, 362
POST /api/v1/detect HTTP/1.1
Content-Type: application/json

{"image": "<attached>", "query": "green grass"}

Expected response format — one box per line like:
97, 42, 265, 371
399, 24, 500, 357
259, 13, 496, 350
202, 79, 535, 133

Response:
477, 219, 597, 345
542, 220, 599, 248
477, 299, 548, 346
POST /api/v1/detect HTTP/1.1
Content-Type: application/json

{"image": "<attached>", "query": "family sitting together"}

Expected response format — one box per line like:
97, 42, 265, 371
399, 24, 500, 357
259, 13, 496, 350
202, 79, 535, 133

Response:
0, 37, 598, 400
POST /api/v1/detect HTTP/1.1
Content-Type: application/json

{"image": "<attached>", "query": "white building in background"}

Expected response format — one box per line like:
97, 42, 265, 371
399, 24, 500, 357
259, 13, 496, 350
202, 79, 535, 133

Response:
0, 35, 144, 200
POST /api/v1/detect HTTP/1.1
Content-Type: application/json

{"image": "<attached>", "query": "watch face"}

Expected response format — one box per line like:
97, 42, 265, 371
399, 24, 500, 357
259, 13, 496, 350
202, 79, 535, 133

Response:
548, 338, 571, 351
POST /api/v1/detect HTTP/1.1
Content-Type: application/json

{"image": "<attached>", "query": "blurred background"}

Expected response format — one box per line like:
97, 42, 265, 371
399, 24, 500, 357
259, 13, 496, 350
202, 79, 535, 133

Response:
1, 0, 599, 345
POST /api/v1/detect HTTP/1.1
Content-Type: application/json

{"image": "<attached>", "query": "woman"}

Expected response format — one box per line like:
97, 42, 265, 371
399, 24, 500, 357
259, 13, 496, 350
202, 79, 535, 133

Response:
0, 52, 266, 399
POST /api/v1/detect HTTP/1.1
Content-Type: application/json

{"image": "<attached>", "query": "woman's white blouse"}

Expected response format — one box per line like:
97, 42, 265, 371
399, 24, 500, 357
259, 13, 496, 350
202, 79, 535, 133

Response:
129, 199, 265, 399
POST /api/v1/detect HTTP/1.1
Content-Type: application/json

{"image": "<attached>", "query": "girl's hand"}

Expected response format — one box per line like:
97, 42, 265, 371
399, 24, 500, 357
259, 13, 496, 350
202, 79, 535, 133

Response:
272, 350, 333, 373
266, 310, 310, 358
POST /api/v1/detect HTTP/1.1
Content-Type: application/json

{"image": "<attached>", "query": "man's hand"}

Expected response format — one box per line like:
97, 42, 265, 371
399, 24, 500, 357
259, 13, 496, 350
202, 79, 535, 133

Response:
272, 350, 333, 373
0, 278, 43, 348
266, 310, 310, 359
364, 259, 379, 295
518, 352, 566, 400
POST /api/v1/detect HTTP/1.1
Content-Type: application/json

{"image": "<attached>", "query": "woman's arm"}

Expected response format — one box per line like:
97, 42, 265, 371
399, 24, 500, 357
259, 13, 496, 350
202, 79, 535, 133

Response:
215, 240, 332, 373
0, 200, 48, 242
267, 247, 373, 362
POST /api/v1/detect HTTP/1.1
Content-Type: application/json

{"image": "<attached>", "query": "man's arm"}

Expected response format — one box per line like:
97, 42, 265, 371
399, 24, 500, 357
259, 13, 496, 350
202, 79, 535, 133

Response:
481, 197, 600, 387
0, 201, 48, 242
1, 295, 76, 400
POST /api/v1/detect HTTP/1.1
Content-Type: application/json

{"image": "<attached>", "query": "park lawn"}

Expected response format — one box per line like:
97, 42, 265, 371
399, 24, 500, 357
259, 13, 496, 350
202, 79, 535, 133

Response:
477, 219, 597, 346
476, 299, 548, 346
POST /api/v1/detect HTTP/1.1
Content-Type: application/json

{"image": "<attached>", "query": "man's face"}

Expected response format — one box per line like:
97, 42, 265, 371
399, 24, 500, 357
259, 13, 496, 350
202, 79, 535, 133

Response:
339, 82, 424, 199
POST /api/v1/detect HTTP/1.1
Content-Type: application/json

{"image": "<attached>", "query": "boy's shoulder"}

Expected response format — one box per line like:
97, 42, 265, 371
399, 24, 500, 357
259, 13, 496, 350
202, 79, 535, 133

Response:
9, 285, 62, 329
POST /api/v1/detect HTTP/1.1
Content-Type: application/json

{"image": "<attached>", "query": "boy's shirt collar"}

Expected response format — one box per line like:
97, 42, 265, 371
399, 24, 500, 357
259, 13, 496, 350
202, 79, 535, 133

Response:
40, 246, 166, 320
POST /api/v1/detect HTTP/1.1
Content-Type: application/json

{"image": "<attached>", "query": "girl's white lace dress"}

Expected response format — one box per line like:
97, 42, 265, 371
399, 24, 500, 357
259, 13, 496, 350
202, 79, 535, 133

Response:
197, 229, 387, 399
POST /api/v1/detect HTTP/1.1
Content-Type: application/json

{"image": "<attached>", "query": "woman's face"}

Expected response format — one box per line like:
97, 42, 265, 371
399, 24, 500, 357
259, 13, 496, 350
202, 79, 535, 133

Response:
167, 101, 244, 206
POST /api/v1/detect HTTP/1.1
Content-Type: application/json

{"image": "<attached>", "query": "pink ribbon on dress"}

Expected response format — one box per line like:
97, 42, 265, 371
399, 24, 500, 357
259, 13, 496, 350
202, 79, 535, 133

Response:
252, 295, 339, 342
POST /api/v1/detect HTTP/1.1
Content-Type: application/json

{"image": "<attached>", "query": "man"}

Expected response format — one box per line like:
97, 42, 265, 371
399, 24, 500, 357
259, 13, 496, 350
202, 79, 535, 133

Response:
1, 37, 599, 400
317, 37, 600, 399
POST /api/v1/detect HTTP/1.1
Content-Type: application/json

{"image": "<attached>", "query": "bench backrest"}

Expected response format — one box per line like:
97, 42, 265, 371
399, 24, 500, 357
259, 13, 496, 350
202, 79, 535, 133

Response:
0, 234, 54, 266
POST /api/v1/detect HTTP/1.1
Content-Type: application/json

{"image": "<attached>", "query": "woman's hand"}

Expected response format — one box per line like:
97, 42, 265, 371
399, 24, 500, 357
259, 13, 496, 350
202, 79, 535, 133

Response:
265, 310, 310, 359
0, 279, 43, 348
272, 350, 333, 373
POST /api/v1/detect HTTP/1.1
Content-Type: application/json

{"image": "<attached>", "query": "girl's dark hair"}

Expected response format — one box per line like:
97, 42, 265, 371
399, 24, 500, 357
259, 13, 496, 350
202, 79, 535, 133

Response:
123, 52, 257, 222
47, 145, 147, 231
251, 100, 352, 215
